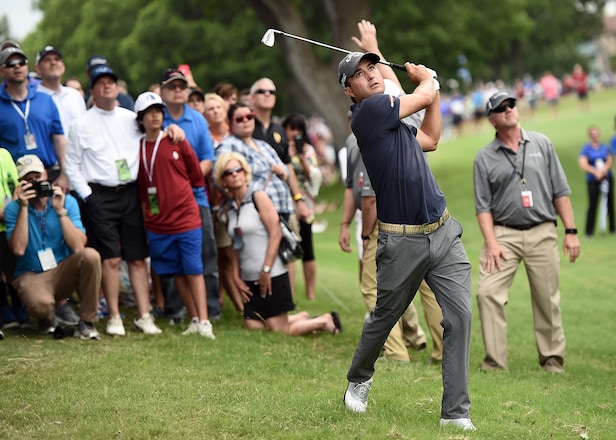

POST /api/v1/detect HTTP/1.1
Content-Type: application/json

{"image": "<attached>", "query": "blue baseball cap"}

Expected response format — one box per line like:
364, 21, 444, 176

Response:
89, 65, 118, 89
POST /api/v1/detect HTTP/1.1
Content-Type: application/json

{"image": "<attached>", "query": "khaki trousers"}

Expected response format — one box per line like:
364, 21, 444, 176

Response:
405, 281, 444, 361
477, 222, 565, 370
13, 248, 102, 324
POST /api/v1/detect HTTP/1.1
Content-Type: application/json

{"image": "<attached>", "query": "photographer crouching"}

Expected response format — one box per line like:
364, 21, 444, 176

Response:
5, 154, 102, 340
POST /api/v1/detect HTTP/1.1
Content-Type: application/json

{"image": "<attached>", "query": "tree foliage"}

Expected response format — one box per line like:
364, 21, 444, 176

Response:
0, 14, 10, 41
17, 0, 608, 147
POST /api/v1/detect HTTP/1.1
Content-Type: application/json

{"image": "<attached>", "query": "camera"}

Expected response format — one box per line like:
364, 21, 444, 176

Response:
31, 181, 54, 198
293, 133, 306, 149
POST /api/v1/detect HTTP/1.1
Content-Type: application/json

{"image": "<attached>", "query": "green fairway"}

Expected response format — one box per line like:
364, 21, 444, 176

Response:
1, 89, 615, 439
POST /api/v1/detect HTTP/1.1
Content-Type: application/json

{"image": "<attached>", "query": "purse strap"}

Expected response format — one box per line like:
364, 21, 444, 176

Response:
261, 171, 273, 191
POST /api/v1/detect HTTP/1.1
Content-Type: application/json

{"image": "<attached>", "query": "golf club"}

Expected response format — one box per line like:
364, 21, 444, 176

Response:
261, 28, 407, 72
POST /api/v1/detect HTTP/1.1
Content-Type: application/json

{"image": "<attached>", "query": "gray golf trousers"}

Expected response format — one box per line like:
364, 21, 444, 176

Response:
346, 216, 472, 419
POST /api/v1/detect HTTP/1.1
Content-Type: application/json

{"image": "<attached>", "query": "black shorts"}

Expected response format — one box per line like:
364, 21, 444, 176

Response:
299, 219, 315, 262
244, 273, 295, 321
81, 183, 148, 261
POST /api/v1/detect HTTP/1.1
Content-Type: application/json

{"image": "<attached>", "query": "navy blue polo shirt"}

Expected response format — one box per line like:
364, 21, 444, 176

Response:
351, 94, 446, 225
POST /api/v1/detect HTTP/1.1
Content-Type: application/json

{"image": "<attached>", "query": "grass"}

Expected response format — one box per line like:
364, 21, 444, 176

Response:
2, 89, 616, 439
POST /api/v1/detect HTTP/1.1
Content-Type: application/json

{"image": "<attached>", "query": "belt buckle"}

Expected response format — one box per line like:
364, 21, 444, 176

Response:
422, 218, 440, 234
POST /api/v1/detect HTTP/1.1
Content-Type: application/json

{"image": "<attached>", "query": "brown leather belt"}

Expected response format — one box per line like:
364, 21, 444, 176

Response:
379, 208, 450, 235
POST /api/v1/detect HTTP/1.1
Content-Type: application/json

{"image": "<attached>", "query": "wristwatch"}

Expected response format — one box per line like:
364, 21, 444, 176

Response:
564, 228, 578, 235
57, 208, 68, 218
262, 265, 271, 274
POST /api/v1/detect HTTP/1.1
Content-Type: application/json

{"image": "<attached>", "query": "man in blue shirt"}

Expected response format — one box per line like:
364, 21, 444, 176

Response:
0, 46, 69, 193
159, 68, 220, 320
5, 154, 101, 339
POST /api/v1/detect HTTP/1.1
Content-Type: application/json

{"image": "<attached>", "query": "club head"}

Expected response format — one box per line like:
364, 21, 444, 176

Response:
261, 29, 276, 47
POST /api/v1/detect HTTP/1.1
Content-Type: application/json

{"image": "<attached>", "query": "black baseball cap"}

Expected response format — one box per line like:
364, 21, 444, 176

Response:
35, 46, 63, 65
486, 91, 517, 115
87, 54, 109, 72
89, 65, 118, 89
160, 68, 188, 86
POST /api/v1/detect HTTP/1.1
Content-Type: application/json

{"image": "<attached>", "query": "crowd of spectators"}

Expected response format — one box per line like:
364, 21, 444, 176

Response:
0, 38, 347, 341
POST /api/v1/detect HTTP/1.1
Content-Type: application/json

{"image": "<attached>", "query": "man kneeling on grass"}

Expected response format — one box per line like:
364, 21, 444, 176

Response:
5, 155, 101, 340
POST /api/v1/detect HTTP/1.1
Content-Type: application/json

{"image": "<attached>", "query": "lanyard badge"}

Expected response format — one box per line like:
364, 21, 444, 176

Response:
148, 186, 160, 215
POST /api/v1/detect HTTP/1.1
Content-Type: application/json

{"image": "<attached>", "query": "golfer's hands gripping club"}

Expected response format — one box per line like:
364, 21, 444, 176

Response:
406, 64, 440, 91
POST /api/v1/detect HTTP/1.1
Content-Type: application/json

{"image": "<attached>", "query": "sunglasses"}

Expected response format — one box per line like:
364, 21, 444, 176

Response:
233, 113, 255, 123
491, 101, 515, 113
4, 58, 27, 68
223, 166, 244, 176
254, 89, 276, 95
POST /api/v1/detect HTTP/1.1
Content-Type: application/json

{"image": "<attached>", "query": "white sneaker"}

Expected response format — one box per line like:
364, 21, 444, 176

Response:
344, 378, 372, 413
106, 315, 126, 336
439, 418, 477, 431
134, 314, 162, 334
199, 320, 215, 340
182, 319, 200, 335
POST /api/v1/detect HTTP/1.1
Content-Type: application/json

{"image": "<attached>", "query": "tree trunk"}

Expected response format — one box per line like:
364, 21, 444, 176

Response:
244, 0, 371, 149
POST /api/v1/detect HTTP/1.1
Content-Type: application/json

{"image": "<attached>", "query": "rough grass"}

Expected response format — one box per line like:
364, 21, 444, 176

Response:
1, 89, 616, 439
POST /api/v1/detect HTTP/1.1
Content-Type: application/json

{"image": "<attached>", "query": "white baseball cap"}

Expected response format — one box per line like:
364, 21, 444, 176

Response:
134, 91, 165, 114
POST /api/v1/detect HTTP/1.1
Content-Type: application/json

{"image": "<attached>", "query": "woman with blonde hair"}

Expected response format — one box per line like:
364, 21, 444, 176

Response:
214, 152, 341, 335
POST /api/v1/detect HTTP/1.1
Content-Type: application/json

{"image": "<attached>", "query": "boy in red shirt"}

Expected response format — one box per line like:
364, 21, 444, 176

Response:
135, 92, 215, 339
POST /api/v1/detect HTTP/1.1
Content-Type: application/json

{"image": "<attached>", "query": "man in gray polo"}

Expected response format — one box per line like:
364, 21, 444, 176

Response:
474, 91, 580, 374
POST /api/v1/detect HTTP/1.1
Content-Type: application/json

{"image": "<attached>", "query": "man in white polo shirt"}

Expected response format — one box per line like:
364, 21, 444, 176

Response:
65, 66, 166, 336
35, 46, 86, 138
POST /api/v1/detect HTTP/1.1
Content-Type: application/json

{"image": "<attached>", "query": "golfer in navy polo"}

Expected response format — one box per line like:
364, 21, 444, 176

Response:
338, 48, 475, 432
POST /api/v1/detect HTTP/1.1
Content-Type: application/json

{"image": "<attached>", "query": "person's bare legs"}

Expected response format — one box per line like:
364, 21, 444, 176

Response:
288, 311, 310, 323
175, 274, 208, 321
266, 313, 290, 333
174, 275, 197, 319
127, 259, 151, 317
286, 312, 336, 336
101, 257, 121, 318
150, 270, 165, 311
303, 260, 317, 301
245, 317, 267, 330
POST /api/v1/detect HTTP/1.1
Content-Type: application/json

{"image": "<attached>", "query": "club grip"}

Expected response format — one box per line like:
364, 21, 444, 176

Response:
389, 62, 407, 72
